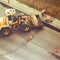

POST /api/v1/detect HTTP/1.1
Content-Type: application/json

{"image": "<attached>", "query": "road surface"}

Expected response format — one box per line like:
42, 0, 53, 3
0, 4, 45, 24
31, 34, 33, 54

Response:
0, 2, 60, 60
0, 26, 60, 60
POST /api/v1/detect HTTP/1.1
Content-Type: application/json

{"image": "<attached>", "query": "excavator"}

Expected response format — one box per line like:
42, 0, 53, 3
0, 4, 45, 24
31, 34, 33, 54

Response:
0, 9, 43, 36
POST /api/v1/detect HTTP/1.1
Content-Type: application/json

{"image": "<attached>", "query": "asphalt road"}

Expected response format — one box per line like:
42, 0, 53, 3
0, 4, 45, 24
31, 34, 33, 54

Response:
0, 2, 60, 60
0, 26, 60, 60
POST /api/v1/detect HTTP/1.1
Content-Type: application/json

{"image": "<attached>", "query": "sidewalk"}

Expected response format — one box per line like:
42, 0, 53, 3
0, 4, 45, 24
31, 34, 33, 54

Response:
0, 4, 6, 17
0, 0, 60, 32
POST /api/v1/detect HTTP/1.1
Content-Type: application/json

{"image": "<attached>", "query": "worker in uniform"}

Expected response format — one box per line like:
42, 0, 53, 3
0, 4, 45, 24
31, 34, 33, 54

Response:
41, 9, 46, 16
13, 16, 17, 22
17, 14, 21, 20
17, 14, 21, 24
45, 15, 51, 22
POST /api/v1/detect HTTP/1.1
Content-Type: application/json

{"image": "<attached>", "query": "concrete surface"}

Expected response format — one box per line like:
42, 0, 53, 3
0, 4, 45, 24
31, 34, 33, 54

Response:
0, 4, 6, 17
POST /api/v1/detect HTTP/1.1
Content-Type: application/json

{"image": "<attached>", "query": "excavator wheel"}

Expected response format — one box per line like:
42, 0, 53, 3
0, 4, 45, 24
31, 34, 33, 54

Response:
20, 23, 31, 32
1, 27, 11, 36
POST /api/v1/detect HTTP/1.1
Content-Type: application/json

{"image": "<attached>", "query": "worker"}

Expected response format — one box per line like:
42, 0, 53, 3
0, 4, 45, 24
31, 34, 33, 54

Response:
13, 16, 17, 22
17, 14, 21, 19
41, 9, 46, 16
45, 15, 51, 22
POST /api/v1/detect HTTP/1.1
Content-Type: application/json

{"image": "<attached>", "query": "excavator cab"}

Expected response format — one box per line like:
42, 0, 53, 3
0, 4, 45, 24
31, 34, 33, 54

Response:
0, 9, 16, 36
0, 9, 43, 36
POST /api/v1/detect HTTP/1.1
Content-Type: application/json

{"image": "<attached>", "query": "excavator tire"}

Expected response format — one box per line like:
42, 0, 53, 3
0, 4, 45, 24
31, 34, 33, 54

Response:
20, 23, 31, 32
1, 27, 11, 36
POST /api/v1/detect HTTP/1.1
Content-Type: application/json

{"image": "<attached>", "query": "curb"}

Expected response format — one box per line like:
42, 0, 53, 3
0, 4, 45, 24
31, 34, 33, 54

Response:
42, 21, 60, 32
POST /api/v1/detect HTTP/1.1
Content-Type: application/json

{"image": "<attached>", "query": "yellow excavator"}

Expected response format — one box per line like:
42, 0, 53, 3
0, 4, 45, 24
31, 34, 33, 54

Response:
0, 9, 43, 36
